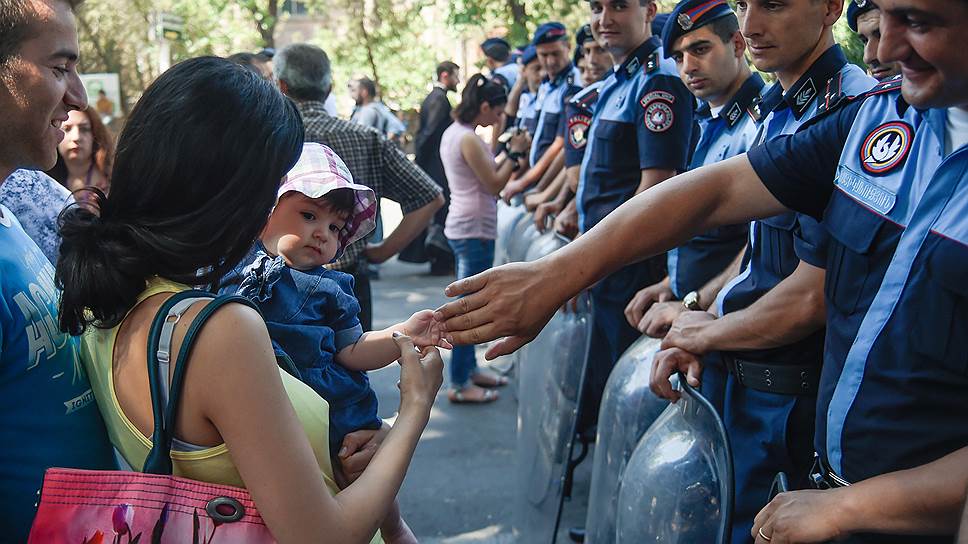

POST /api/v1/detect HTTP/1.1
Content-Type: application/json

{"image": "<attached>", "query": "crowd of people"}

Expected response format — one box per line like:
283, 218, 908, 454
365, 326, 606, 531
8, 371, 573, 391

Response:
0, 0, 966, 542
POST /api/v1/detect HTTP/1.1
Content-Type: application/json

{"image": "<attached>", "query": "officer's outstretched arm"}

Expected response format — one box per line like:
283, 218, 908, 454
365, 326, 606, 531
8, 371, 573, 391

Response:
436, 154, 788, 358
753, 446, 968, 542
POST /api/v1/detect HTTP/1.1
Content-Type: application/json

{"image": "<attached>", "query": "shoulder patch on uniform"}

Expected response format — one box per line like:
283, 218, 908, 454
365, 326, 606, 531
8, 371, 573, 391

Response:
643, 99, 675, 133
639, 90, 675, 108
859, 120, 912, 176
568, 114, 591, 149
645, 52, 659, 74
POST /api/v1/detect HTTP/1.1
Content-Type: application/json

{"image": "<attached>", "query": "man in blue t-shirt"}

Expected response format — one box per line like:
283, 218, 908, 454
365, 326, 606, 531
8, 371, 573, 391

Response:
0, 0, 116, 540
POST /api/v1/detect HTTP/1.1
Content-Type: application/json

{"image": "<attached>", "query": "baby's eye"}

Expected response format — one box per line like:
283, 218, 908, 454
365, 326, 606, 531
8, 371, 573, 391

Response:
329, 223, 345, 232
300, 211, 316, 221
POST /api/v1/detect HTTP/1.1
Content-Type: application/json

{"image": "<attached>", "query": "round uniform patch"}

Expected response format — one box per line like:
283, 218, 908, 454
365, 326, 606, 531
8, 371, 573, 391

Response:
644, 100, 674, 133
860, 121, 912, 175
568, 115, 591, 149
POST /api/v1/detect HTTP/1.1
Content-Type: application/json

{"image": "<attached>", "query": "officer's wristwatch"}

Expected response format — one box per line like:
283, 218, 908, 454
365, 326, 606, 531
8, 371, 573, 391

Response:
682, 291, 703, 311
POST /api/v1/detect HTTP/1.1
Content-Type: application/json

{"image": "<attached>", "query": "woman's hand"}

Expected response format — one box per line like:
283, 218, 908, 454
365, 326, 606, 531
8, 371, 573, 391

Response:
393, 333, 444, 417
402, 310, 453, 350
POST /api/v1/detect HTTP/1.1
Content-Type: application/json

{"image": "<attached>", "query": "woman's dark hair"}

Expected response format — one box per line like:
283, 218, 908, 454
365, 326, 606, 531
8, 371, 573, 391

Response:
46, 105, 115, 187
56, 56, 304, 335
453, 73, 507, 124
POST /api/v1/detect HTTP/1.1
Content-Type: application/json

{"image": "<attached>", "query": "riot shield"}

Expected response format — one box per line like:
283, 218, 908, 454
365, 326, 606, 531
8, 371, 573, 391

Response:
615, 378, 733, 543
496, 196, 527, 266
513, 235, 593, 543
505, 213, 542, 263
585, 336, 676, 543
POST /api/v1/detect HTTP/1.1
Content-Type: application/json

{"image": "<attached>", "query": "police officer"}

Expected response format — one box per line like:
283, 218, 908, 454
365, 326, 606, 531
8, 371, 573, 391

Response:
573, 0, 694, 433
503, 23, 583, 200
537, 23, 614, 238
506, 45, 543, 136
434, 1, 968, 542
625, 0, 761, 336
847, 0, 901, 81
481, 37, 519, 91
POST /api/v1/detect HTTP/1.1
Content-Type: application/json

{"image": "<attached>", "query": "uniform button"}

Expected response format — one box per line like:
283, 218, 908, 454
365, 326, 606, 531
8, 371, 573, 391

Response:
765, 378, 773, 387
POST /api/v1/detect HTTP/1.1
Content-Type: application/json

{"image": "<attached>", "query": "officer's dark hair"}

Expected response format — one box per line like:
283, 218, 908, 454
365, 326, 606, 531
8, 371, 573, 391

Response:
0, 0, 83, 66
436, 61, 460, 79
227, 52, 266, 77
56, 56, 303, 335
708, 13, 740, 44
453, 73, 508, 124
275, 43, 333, 102
356, 77, 377, 99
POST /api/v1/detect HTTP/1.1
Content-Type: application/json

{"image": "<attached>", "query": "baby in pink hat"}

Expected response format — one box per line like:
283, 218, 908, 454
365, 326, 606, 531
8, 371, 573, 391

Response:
232, 142, 446, 543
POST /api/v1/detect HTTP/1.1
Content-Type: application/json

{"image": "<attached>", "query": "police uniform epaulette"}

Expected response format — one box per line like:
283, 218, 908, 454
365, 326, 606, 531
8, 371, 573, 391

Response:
570, 84, 600, 108
816, 72, 847, 115
747, 94, 765, 124
866, 75, 902, 96
645, 52, 659, 74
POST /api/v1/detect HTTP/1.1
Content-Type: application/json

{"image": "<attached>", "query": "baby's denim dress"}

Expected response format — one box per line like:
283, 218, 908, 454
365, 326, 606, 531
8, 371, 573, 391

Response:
232, 252, 382, 454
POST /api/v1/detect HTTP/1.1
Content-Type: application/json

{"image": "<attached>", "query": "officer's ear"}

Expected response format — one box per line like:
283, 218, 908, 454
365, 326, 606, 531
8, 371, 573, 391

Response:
277, 78, 290, 96
730, 30, 746, 59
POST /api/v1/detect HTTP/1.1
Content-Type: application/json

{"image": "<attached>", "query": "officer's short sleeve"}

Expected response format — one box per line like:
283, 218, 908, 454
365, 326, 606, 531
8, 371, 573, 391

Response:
636, 75, 694, 171
794, 214, 828, 267
747, 98, 865, 220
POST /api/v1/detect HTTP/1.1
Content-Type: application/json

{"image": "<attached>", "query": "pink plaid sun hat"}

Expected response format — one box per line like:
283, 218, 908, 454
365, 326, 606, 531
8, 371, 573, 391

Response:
279, 142, 378, 259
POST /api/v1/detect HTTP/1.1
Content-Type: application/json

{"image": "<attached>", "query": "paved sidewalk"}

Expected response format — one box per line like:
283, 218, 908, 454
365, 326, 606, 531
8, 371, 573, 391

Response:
368, 258, 592, 543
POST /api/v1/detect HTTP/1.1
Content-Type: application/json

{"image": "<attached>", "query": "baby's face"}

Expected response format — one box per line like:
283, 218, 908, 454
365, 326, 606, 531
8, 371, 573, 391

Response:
261, 193, 347, 270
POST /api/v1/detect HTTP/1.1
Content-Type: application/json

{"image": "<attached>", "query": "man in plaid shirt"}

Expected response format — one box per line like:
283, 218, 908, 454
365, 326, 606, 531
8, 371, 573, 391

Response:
275, 43, 444, 331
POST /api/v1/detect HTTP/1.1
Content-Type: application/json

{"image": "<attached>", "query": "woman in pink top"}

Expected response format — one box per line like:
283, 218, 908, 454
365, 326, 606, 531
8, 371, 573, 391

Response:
439, 74, 530, 403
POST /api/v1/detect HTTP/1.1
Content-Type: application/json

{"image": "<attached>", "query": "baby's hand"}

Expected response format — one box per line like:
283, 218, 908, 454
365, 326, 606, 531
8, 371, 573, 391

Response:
403, 310, 453, 350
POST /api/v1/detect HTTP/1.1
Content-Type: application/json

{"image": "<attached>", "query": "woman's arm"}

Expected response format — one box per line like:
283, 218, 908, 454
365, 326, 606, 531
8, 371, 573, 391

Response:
460, 132, 520, 195
191, 306, 441, 544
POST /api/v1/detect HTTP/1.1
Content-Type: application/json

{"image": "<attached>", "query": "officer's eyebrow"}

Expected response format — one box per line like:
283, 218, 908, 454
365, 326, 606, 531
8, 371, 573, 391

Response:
880, 4, 944, 24
48, 49, 79, 63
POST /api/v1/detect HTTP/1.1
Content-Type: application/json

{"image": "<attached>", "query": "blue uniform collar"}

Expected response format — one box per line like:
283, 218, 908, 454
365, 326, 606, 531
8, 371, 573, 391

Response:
543, 63, 576, 86
754, 44, 848, 121
613, 36, 661, 81
697, 72, 766, 128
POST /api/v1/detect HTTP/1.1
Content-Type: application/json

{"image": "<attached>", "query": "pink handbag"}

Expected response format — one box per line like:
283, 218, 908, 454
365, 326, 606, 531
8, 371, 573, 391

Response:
28, 291, 277, 544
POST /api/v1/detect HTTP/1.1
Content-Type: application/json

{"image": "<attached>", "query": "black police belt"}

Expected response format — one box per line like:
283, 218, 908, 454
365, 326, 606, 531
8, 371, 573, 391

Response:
722, 355, 820, 396
809, 453, 851, 489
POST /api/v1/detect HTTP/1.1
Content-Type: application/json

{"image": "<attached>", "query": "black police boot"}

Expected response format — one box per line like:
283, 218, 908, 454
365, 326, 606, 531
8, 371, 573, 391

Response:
568, 527, 586, 542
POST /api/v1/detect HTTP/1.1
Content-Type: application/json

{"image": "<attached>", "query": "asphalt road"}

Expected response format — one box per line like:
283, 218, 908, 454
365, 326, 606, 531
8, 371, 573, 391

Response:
368, 258, 593, 544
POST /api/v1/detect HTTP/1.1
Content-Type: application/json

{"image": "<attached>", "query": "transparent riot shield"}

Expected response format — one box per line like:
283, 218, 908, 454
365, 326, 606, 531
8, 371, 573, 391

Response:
505, 213, 542, 263
513, 241, 593, 544
496, 196, 527, 266
585, 336, 676, 543
614, 378, 734, 543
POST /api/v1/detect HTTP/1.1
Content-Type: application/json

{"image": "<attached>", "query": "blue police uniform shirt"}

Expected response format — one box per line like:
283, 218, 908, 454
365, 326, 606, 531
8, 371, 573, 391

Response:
0, 206, 115, 541
666, 73, 765, 299
749, 77, 967, 543
517, 90, 539, 134
563, 80, 605, 168
713, 45, 874, 365
530, 63, 583, 166
492, 61, 519, 92
576, 37, 695, 233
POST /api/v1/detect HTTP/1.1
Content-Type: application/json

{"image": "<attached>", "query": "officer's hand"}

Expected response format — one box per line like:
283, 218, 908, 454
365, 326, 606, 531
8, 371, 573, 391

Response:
649, 347, 702, 402
534, 201, 562, 232
752, 489, 852, 544
435, 261, 562, 359
638, 300, 685, 338
525, 191, 545, 212
554, 205, 579, 239
509, 130, 531, 154
624, 279, 674, 329
661, 310, 716, 355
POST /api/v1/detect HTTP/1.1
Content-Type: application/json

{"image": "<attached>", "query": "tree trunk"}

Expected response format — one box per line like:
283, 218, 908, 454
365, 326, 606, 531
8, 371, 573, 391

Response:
354, 1, 382, 91
507, 0, 528, 44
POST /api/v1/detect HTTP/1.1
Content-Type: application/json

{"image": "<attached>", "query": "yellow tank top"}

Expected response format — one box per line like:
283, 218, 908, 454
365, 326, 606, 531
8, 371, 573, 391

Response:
81, 277, 341, 492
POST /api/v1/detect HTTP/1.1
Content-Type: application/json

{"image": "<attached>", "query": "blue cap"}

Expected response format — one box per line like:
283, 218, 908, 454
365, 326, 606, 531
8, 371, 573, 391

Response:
661, 0, 735, 58
651, 13, 671, 37
576, 24, 594, 47
521, 44, 539, 66
846, 0, 877, 32
533, 22, 567, 46
481, 37, 511, 60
